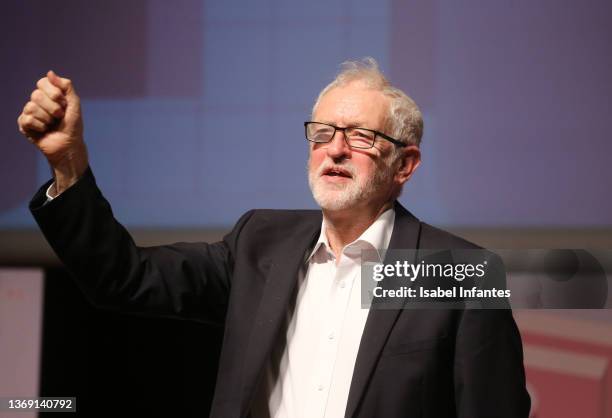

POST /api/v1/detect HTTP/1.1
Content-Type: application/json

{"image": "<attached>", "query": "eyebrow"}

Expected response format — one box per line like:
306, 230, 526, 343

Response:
318, 120, 371, 129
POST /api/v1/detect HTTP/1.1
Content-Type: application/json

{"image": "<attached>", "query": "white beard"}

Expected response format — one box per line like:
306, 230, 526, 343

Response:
308, 158, 394, 211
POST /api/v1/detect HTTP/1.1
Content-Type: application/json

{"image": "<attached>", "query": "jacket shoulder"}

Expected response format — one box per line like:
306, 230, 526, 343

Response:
224, 208, 321, 246
243, 208, 321, 228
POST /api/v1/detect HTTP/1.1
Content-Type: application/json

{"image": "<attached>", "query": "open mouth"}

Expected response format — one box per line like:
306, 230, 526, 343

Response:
322, 167, 352, 178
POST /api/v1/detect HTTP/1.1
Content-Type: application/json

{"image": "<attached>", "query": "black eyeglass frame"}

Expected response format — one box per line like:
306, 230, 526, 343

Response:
304, 121, 407, 149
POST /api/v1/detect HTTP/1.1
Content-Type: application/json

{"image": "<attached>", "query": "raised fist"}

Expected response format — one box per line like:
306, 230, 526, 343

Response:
18, 71, 88, 195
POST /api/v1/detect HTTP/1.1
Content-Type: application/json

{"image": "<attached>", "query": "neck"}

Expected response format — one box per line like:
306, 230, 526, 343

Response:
322, 200, 393, 261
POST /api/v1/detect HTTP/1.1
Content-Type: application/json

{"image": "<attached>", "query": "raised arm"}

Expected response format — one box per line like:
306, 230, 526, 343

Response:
19, 72, 248, 326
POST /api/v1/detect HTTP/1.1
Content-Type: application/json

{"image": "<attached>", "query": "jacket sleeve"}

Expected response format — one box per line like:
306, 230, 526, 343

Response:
30, 167, 254, 326
453, 309, 531, 418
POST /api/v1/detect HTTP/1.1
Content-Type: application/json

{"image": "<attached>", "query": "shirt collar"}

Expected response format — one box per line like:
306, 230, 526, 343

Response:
307, 207, 395, 262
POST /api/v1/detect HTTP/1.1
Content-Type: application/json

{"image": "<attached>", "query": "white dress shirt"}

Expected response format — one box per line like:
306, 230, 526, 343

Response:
253, 208, 395, 418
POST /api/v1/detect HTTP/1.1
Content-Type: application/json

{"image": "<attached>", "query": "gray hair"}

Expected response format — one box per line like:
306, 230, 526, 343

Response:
311, 57, 423, 148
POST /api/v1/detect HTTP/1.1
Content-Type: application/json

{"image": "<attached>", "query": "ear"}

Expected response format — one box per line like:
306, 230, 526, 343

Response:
394, 145, 421, 186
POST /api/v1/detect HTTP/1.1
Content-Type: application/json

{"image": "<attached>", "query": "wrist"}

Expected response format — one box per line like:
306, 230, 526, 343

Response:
49, 145, 89, 195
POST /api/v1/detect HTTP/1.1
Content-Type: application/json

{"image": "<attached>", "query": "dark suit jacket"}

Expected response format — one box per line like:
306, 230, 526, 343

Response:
30, 168, 530, 418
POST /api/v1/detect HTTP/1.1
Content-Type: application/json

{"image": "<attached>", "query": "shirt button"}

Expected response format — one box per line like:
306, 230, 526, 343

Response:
328, 332, 335, 340
339, 281, 347, 289
317, 384, 324, 391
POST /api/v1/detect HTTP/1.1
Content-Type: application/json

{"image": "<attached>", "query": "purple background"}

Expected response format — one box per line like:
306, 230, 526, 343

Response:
2, 0, 611, 228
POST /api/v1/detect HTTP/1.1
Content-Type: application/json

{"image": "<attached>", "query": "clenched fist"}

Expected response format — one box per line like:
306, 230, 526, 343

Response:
18, 71, 89, 197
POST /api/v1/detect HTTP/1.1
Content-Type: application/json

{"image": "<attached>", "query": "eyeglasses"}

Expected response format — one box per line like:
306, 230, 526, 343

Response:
304, 121, 406, 149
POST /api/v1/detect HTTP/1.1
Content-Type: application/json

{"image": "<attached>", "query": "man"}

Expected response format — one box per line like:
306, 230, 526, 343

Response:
18, 58, 530, 417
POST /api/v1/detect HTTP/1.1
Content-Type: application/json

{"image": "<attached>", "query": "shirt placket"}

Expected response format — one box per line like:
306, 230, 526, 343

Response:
307, 253, 357, 418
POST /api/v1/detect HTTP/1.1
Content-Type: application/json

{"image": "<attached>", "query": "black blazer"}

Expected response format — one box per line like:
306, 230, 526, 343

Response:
30, 168, 530, 418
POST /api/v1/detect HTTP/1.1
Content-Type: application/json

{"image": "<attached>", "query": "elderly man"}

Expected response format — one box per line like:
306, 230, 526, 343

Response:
19, 59, 530, 418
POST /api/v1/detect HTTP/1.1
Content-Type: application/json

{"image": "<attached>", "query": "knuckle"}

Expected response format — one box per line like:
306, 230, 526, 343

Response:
30, 89, 42, 101
36, 77, 46, 88
25, 115, 42, 128
24, 101, 36, 114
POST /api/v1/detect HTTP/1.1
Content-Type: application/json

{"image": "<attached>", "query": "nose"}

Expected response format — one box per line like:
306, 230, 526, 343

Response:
325, 129, 351, 159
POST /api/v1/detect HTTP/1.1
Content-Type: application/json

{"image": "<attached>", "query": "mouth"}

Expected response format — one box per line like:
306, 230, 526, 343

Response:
322, 166, 353, 179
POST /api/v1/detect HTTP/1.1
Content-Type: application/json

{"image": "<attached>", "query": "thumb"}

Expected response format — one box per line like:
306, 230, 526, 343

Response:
47, 70, 78, 99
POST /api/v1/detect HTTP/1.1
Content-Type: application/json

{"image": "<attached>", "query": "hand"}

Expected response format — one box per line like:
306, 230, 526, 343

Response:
18, 71, 88, 195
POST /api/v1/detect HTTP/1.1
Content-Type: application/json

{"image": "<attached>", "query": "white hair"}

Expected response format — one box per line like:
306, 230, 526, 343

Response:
311, 57, 424, 148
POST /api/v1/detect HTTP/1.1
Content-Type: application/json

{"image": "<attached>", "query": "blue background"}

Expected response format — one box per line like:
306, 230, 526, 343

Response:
2, 0, 611, 228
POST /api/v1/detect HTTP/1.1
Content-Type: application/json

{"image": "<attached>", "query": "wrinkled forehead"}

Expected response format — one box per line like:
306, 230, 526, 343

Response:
313, 82, 390, 130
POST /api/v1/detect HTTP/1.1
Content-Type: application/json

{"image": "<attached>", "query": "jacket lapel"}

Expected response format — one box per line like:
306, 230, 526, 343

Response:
240, 212, 321, 415
345, 202, 422, 418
